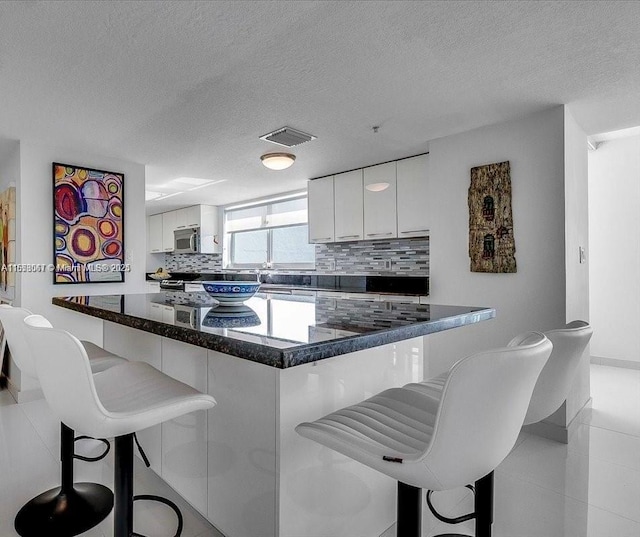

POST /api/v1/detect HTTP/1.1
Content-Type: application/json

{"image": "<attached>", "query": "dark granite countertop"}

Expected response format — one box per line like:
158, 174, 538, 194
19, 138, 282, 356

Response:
53, 292, 494, 369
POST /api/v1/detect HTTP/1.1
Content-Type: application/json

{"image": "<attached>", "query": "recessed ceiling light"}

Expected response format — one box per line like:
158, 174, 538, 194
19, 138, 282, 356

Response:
366, 182, 390, 192
261, 152, 296, 170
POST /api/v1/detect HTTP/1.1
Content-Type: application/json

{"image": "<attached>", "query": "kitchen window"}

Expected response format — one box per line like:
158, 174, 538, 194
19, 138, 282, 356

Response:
225, 193, 315, 269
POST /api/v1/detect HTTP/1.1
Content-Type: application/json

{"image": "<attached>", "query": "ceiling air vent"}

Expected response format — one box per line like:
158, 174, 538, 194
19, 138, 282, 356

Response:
259, 126, 316, 147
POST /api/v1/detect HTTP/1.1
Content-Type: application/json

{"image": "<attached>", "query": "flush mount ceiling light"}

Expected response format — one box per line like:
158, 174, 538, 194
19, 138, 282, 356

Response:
366, 182, 390, 192
261, 152, 296, 170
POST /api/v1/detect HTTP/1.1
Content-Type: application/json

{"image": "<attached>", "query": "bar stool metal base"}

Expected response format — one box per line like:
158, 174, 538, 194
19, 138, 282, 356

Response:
14, 483, 114, 537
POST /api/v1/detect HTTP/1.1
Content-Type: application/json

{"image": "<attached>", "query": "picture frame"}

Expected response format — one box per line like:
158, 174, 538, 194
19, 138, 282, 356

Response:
53, 162, 125, 284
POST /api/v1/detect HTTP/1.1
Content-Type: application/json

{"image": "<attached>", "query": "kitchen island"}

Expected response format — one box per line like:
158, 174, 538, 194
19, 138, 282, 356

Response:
53, 292, 494, 537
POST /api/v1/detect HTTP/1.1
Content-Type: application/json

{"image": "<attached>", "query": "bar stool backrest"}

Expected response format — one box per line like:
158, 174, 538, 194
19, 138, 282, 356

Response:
22, 314, 107, 435
422, 332, 552, 489
0, 304, 36, 378
523, 320, 593, 425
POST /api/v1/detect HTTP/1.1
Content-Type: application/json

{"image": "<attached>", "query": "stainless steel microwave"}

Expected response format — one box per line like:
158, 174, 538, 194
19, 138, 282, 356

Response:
174, 228, 200, 254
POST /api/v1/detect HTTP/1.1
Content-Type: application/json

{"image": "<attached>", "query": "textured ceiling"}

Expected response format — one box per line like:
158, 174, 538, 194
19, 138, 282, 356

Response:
1, 1, 640, 213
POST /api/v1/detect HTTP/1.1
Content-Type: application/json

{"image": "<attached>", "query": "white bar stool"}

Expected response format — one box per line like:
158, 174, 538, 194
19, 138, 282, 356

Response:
410, 323, 592, 535
523, 320, 593, 426
296, 332, 552, 537
22, 314, 217, 537
0, 305, 127, 536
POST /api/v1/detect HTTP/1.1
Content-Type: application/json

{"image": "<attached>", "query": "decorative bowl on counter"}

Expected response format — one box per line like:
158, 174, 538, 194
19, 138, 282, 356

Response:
201, 281, 261, 305
201, 305, 261, 328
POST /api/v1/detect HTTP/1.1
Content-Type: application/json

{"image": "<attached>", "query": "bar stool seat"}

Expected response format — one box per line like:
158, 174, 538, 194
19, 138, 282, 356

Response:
297, 332, 552, 537
23, 314, 216, 537
0, 305, 127, 537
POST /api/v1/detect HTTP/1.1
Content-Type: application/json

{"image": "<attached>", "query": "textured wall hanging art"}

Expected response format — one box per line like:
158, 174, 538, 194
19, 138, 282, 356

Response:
53, 162, 125, 283
468, 161, 516, 273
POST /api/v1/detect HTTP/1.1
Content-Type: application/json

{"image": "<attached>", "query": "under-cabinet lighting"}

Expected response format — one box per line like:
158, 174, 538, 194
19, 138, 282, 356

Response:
366, 182, 390, 192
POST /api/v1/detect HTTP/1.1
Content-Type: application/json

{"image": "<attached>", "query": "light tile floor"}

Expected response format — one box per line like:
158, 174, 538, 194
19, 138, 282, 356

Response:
1, 365, 639, 537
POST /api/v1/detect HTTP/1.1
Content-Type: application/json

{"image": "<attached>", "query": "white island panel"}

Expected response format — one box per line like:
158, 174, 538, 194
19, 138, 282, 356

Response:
207, 350, 278, 537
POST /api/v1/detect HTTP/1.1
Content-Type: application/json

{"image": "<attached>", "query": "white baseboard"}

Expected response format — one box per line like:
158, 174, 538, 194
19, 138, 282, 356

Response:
591, 356, 640, 370
6, 377, 43, 403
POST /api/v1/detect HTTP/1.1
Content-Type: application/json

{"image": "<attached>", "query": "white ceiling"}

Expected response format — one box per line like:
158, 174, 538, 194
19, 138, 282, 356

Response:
1, 1, 640, 214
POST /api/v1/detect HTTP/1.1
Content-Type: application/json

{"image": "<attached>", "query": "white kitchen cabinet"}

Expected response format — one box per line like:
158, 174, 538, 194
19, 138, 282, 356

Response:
162, 339, 209, 516
175, 205, 204, 230
364, 162, 397, 240
146, 281, 161, 293
162, 211, 176, 252
174, 207, 189, 230
198, 205, 221, 254
334, 169, 363, 242
148, 214, 163, 253
308, 176, 335, 243
148, 302, 174, 324
397, 154, 429, 237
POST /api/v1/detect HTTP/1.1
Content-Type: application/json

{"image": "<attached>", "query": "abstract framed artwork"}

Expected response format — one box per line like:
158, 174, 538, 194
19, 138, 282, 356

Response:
53, 162, 125, 284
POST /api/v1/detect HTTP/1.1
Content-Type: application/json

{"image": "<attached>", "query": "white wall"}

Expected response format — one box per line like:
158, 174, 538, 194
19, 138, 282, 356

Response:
426, 106, 567, 375
562, 108, 591, 423
588, 135, 640, 365
18, 141, 146, 346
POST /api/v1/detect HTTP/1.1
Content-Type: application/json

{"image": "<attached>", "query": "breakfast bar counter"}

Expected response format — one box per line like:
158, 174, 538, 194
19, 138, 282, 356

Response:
53, 292, 494, 537
52, 292, 494, 368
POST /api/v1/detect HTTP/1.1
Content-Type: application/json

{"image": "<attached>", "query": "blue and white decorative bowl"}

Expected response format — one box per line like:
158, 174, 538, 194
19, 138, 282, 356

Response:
202, 305, 261, 328
201, 281, 261, 305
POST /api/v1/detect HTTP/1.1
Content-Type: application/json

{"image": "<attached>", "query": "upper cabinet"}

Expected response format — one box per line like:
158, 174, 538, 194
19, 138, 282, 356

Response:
162, 211, 177, 252
363, 162, 397, 240
397, 154, 429, 237
175, 205, 202, 230
148, 214, 163, 253
334, 169, 364, 242
308, 176, 335, 243
148, 205, 220, 254
307, 154, 429, 244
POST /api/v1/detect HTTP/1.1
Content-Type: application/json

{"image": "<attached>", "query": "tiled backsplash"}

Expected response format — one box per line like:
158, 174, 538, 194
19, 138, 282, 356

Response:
165, 253, 223, 272
161, 237, 429, 276
315, 237, 429, 275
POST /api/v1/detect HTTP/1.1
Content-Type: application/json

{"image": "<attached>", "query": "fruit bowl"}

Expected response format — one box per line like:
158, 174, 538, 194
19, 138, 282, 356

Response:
201, 305, 261, 328
201, 281, 261, 305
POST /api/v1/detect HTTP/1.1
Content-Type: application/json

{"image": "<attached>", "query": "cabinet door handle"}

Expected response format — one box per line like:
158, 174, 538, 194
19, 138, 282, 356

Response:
337, 234, 360, 239
312, 237, 332, 241
151, 249, 160, 252
366, 232, 393, 237
400, 229, 429, 234
164, 247, 173, 251
176, 225, 186, 229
